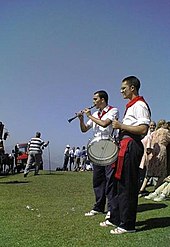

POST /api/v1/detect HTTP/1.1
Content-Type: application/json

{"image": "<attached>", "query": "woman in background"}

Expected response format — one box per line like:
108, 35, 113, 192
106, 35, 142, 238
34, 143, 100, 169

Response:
138, 121, 156, 197
147, 120, 170, 190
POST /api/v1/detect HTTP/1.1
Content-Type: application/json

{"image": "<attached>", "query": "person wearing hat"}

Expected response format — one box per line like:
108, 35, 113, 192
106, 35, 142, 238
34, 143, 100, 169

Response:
62, 144, 70, 171
24, 132, 49, 177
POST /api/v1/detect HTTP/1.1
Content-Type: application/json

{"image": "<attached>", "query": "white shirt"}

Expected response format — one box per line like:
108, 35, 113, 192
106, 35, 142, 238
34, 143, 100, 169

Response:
81, 149, 87, 158
74, 148, 81, 158
69, 149, 75, 158
64, 147, 70, 157
123, 101, 150, 126
87, 105, 119, 137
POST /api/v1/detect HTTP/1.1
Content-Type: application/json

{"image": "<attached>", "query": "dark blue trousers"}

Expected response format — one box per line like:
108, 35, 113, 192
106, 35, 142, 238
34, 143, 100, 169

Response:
92, 163, 115, 213
110, 140, 144, 230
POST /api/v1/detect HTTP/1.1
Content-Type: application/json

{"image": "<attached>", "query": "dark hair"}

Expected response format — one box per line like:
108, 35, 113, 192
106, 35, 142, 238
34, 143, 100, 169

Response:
94, 90, 108, 104
167, 121, 170, 130
122, 76, 141, 93
36, 132, 41, 138
150, 121, 156, 127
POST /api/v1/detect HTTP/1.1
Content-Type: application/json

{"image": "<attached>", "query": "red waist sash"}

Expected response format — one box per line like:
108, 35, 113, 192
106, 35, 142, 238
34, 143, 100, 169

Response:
112, 137, 133, 180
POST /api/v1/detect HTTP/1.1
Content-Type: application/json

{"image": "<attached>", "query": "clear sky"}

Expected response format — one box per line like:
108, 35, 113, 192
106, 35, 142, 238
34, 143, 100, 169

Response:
1, 0, 170, 169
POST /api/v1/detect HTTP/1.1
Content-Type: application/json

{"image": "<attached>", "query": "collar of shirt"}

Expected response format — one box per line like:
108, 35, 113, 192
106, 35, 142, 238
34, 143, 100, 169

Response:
98, 105, 113, 119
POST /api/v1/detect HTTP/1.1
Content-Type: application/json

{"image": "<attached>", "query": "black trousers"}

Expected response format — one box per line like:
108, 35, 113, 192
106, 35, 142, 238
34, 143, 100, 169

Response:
92, 163, 115, 213
110, 140, 144, 230
63, 156, 69, 171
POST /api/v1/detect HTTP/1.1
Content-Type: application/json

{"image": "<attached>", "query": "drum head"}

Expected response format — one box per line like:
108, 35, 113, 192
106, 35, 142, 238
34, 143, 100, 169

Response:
87, 138, 118, 166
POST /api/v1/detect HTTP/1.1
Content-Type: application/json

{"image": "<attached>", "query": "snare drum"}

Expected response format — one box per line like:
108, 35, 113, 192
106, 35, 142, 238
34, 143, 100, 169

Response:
87, 135, 118, 166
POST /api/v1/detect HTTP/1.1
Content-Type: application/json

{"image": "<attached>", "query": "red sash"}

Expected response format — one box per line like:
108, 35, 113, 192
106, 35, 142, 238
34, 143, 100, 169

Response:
112, 137, 133, 180
98, 106, 113, 119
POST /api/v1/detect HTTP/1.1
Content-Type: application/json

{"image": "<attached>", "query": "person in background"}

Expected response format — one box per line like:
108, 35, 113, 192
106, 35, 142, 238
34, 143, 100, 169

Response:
138, 120, 156, 197
145, 175, 170, 201
62, 145, 70, 171
80, 146, 88, 171
74, 147, 81, 171
101, 76, 150, 234
69, 147, 75, 171
167, 122, 170, 176
77, 90, 119, 218
24, 132, 49, 177
85, 159, 93, 171
146, 119, 170, 189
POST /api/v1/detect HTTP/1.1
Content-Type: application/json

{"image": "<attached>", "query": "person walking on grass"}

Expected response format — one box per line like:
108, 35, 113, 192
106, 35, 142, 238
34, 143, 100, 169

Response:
24, 132, 49, 177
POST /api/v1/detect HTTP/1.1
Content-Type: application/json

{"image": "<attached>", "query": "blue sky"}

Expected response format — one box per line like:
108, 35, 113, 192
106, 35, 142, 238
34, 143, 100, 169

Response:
0, 0, 170, 169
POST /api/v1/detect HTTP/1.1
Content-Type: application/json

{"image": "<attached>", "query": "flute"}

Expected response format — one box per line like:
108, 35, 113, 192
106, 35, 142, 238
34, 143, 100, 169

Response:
68, 105, 95, 123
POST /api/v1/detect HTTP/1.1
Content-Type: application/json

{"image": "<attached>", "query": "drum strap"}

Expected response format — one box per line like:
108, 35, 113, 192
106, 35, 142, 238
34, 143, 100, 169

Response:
113, 137, 133, 180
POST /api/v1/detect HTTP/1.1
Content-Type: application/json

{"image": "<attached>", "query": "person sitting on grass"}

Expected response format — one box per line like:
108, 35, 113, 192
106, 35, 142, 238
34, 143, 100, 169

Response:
145, 175, 170, 201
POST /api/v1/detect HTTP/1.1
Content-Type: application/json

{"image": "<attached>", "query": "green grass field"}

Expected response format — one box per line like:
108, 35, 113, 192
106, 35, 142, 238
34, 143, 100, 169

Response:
0, 170, 169, 247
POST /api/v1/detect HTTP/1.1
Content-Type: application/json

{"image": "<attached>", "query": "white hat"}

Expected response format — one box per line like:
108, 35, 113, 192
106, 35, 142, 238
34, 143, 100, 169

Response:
66, 144, 70, 148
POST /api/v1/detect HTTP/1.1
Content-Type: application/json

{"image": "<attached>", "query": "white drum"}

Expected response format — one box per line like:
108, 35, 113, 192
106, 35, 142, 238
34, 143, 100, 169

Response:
87, 135, 118, 166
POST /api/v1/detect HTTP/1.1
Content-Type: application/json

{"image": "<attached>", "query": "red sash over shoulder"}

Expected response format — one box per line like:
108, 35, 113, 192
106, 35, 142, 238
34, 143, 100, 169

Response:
124, 96, 151, 116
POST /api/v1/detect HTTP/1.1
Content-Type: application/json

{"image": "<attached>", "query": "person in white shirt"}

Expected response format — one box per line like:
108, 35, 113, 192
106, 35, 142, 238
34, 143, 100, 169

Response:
69, 147, 75, 171
74, 147, 81, 171
62, 145, 70, 171
104, 76, 151, 234
77, 90, 119, 217
80, 146, 88, 171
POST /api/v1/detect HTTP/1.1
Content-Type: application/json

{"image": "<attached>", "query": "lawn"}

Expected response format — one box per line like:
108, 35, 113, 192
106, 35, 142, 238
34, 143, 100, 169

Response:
0, 171, 169, 247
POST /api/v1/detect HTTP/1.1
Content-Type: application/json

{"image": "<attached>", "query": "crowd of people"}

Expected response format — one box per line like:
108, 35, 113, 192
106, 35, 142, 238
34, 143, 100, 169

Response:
138, 119, 170, 201
62, 145, 92, 172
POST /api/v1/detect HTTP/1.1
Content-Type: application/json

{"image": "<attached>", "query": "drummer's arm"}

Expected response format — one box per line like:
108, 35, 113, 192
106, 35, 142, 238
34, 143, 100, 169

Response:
112, 119, 148, 135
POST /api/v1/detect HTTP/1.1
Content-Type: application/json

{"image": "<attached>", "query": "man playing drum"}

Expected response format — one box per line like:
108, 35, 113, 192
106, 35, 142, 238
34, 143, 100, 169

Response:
101, 76, 151, 234
77, 90, 119, 217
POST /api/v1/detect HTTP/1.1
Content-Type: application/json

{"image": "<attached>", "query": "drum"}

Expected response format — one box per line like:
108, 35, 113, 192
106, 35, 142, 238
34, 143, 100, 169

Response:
87, 135, 118, 166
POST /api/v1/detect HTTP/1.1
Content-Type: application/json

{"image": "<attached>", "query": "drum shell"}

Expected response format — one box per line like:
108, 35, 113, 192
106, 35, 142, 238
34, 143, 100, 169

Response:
87, 136, 118, 166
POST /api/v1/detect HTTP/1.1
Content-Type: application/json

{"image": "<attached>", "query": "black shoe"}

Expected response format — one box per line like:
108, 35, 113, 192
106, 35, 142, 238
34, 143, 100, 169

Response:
138, 190, 149, 197
24, 173, 28, 178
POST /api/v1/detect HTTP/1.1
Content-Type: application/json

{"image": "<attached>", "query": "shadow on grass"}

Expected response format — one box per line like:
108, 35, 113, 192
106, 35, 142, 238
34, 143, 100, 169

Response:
42, 172, 64, 176
0, 180, 30, 184
136, 217, 170, 231
137, 203, 167, 212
